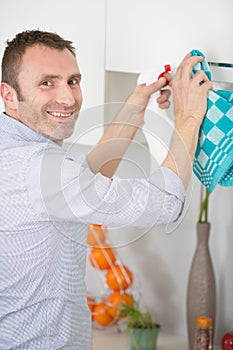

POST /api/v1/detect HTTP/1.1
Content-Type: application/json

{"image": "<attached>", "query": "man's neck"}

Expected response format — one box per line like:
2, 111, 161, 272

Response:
4, 110, 63, 147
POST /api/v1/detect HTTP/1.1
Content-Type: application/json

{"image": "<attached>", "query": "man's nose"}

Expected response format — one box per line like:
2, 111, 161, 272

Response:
56, 84, 76, 106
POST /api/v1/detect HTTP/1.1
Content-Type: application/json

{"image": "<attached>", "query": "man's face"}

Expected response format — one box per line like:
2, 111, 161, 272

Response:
14, 44, 83, 143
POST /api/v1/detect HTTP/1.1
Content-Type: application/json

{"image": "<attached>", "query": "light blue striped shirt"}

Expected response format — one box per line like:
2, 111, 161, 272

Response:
0, 112, 185, 349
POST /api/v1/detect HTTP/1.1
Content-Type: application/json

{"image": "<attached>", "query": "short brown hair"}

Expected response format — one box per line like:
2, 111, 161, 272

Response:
1, 30, 76, 99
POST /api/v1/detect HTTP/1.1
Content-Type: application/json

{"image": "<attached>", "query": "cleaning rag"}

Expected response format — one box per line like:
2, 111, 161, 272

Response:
191, 49, 233, 192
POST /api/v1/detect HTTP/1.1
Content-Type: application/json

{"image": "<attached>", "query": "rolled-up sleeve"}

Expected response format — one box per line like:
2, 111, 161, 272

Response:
27, 147, 185, 229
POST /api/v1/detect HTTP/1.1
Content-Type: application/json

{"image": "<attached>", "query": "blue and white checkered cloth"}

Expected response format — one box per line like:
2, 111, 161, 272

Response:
192, 49, 233, 192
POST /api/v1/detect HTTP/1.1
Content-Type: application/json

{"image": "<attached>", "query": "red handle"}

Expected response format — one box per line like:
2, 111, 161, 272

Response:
158, 64, 171, 85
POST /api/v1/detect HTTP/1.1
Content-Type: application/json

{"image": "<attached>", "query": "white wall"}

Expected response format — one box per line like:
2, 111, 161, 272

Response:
0, 0, 106, 143
102, 0, 233, 345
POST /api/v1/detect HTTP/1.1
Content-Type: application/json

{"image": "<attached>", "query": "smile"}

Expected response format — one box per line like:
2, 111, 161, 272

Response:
48, 111, 74, 118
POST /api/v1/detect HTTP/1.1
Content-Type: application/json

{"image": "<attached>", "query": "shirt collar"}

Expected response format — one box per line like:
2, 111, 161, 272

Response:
0, 112, 56, 144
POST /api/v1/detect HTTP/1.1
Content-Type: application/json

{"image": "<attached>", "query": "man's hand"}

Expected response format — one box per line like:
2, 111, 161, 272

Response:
126, 73, 172, 125
162, 53, 213, 189
172, 53, 213, 127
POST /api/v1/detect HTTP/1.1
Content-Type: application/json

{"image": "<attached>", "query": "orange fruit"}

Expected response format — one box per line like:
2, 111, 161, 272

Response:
107, 291, 134, 318
106, 264, 133, 291
87, 296, 95, 313
92, 300, 114, 327
89, 243, 116, 270
87, 224, 106, 247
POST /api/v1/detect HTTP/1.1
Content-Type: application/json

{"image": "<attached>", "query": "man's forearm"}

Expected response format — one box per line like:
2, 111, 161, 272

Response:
86, 104, 143, 177
86, 77, 170, 178
162, 118, 200, 190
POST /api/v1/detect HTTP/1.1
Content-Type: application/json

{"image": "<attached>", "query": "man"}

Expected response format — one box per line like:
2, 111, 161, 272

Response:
0, 30, 212, 349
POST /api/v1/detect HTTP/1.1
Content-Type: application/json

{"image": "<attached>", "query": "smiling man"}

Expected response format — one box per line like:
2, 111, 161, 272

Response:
0, 30, 211, 349
1, 35, 82, 144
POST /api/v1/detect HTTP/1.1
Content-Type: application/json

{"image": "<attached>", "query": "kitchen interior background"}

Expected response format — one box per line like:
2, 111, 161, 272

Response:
1, 0, 233, 344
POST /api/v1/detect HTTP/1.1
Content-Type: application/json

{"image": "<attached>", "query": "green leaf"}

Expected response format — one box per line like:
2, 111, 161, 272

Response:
198, 188, 210, 223
119, 301, 159, 330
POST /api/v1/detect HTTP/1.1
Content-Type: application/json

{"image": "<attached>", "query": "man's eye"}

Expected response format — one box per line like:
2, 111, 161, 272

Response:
68, 78, 80, 86
41, 81, 52, 86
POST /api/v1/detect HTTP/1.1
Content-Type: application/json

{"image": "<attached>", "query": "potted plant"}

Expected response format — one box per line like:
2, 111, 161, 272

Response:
119, 300, 160, 350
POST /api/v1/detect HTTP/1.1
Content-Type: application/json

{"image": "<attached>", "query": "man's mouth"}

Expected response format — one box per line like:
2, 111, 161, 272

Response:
47, 111, 74, 121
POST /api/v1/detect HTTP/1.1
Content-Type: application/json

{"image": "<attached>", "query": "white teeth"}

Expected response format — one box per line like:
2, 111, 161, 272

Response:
49, 112, 72, 117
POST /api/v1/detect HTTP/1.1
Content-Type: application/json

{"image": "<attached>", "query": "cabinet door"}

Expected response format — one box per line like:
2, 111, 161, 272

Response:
106, 0, 233, 73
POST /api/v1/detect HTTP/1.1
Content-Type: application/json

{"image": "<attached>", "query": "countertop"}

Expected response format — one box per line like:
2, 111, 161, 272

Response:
92, 327, 221, 350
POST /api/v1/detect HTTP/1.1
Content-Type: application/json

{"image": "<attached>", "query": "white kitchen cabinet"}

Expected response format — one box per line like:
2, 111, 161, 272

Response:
106, 0, 233, 73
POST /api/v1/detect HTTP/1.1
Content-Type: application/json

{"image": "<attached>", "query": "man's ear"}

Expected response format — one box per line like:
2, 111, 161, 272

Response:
0, 82, 19, 109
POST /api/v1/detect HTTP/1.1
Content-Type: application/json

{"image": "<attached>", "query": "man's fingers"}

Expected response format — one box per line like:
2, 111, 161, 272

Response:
174, 53, 191, 80
175, 54, 203, 81
156, 89, 171, 103
162, 72, 172, 84
136, 77, 165, 96
193, 71, 213, 89
158, 100, 170, 109
148, 76, 167, 92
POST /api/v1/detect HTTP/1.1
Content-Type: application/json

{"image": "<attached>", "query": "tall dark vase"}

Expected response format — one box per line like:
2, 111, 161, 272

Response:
187, 222, 216, 350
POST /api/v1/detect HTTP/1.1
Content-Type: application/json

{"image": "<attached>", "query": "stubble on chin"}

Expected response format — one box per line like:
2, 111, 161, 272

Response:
17, 101, 79, 143
46, 115, 78, 144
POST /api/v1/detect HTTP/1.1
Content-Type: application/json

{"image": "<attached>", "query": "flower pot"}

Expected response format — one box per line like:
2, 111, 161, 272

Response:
130, 326, 160, 350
